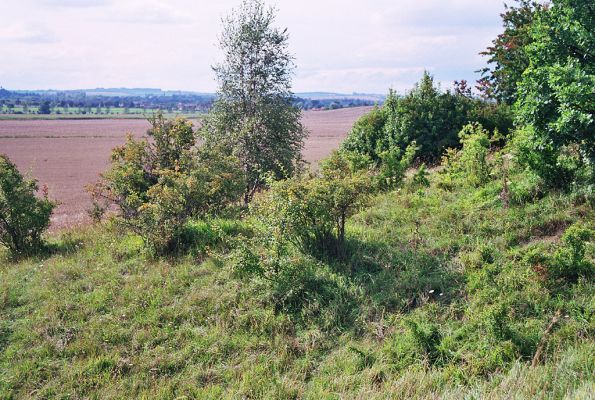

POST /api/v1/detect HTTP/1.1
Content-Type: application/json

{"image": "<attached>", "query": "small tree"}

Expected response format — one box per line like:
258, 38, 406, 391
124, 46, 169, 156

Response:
0, 155, 55, 256
515, 0, 594, 189
257, 151, 372, 258
478, 0, 544, 104
438, 124, 492, 188
38, 101, 51, 115
203, 0, 306, 205
91, 114, 245, 254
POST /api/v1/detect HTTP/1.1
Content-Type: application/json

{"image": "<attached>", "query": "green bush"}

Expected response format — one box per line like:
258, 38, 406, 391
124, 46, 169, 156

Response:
256, 151, 373, 259
0, 155, 55, 256
91, 114, 245, 254
522, 223, 594, 284
342, 73, 513, 163
341, 105, 388, 162
378, 141, 418, 190
438, 123, 492, 189
551, 224, 594, 283
514, 0, 594, 190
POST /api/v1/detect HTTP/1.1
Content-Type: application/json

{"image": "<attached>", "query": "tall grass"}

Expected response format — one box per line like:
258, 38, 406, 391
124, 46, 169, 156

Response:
1, 166, 592, 399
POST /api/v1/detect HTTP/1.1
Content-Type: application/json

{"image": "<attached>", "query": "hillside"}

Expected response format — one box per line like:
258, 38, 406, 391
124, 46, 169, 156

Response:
1, 165, 592, 399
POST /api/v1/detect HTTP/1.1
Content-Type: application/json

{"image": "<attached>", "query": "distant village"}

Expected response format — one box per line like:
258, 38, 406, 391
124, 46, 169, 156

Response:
0, 87, 383, 116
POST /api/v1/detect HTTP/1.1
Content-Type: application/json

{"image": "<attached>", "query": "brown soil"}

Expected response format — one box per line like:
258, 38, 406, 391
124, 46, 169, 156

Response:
0, 107, 372, 230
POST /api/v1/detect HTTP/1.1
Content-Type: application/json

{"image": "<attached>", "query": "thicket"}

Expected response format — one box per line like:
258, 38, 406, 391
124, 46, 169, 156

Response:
0, 154, 55, 256
514, 0, 594, 190
90, 114, 245, 254
341, 72, 513, 162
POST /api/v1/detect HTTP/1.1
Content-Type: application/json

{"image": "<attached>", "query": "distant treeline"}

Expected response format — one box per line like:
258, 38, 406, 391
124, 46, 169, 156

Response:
0, 87, 380, 114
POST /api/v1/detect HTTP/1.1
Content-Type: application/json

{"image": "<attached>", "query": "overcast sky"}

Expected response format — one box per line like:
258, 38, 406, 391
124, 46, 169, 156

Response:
0, 0, 506, 94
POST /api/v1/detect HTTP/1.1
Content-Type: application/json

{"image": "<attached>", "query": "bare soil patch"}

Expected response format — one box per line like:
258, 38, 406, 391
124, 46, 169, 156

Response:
0, 107, 371, 230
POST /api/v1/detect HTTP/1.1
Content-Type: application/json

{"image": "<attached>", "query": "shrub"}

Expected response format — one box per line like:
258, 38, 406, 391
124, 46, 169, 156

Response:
551, 224, 594, 283
411, 164, 431, 189
378, 141, 418, 190
438, 123, 492, 188
511, 126, 580, 190
91, 114, 245, 254
256, 151, 373, 258
0, 155, 55, 256
341, 105, 387, 162
522, 223, 594, 285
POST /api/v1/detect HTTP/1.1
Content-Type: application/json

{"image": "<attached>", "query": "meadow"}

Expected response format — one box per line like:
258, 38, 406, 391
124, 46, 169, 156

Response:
1, 160, 592, 399
1, 0, 592, 398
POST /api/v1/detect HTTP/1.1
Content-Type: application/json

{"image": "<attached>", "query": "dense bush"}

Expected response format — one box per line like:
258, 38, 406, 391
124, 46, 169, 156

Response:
343, 72, 513, 162
378, 141, 418, 190
0, 155, 55, 256
438, 123, 492, 189
340, 105, 387, 162
91, 114, 245, 254
255, 151, 373, 259
514, 0, 594, 189
524, 223, 594, 284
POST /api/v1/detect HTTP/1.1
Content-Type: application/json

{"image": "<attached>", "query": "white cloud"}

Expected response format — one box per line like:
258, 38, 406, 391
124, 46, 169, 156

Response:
37, 0, 111, 7
1, 0, 507, 92
103, 1, 192, 25
0, 24, 58, 44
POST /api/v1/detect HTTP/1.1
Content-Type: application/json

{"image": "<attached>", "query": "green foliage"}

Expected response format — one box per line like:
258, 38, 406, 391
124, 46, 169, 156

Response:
552, 224, 594, 282
411, 164, 431, 189
524, 223, 594, 284
92, 114, 245, 254
341, 104, 387, 161
0, 155, 55, 256
203, 0, 305, 204
343, 72, 513, 162
1, 156, 593, 398
479, 0, 544, 104
378, 141, 418, 190
439, 124, 492, 188
37, 100, 51, 115
514, 0, 595, 189
255, 151, 373, 259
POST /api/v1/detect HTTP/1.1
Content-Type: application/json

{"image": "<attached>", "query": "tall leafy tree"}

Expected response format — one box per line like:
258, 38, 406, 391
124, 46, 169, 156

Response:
203, 0, 306, 204
515, 0, 594, 187
478, 1, 544, 104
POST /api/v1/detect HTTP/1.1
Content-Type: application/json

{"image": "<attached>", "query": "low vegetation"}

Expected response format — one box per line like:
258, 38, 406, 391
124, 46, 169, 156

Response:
0, 155, 55, 257
0, 0, 593, 398
1, 135, 593, 397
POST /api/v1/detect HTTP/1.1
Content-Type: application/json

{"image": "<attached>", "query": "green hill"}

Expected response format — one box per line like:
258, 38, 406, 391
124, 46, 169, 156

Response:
1, 164, 592, 399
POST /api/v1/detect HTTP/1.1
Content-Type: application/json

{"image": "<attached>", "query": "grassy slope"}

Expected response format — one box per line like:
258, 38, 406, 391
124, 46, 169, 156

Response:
1, 171, 593, 399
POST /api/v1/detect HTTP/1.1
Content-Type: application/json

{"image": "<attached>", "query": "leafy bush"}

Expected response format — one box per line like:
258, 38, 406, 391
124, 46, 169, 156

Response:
378, 142, 418, 190
343, 73, 513, 163
523, 223, 594, 284
511, 126, 581, 190
514, 0, 594, 190
0, 155, 55, 256
551, 224, 594, 283
91, 114, 245, 254
340, 105, 387, 162
256, 151, 373, 259
438, 123, 492, 189
410, 164, 431, 189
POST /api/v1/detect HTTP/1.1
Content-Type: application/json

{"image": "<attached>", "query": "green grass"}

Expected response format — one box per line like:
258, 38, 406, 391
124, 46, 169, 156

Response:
1, 169, 593, 398
0, 107, 203, 120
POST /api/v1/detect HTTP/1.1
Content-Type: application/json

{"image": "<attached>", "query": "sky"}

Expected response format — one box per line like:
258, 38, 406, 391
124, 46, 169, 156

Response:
0, 0, 507, 94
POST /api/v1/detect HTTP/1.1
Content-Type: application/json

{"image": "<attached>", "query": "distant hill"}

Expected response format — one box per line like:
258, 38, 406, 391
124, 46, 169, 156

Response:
0, 88, 384, 115
296, 92, 385, 102
4, 88, 384, 101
